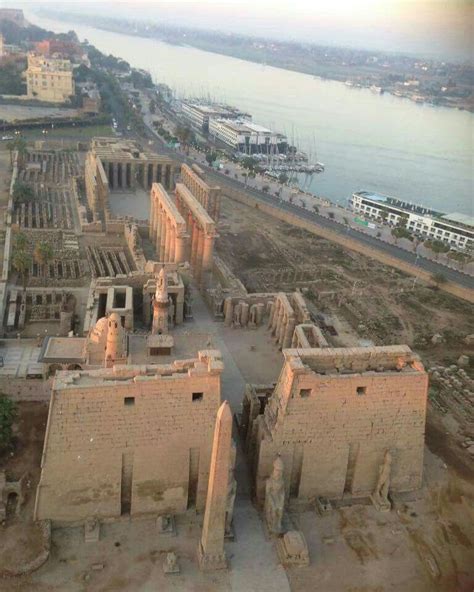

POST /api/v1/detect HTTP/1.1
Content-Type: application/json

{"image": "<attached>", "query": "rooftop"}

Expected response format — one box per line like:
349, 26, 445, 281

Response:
212, 118, 286, 138
92, 137, 175, 164
39, 336, 87, 364
53, 350, 224, 389
285, 345, 425, 375
441, 212, 474, 229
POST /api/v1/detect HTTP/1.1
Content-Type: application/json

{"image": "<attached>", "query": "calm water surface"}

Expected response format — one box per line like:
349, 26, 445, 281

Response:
30, 13, 474, 215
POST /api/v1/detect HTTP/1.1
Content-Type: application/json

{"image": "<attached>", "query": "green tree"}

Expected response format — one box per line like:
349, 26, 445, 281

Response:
431, 272, 447, 287
425, 239, 450, 261
6, 137, 27, 168
278, 172, 289, 184
6, 140, 15, 167
447, 250, 471, 270
12, 181, 34, 204
13, 136, 27, 168
241, 156, 259, 172
12, 250, 32, 290
33, 241, 54, 277
205, 152, 218, 166
391, 226, 413, 243
0, 395, 16, 452
175, 124, 193, 152
14, 231, 28, 251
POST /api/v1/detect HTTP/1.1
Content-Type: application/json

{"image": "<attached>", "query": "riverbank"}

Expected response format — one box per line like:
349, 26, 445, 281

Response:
36, 10, 474, 113
27, 11, 474, 217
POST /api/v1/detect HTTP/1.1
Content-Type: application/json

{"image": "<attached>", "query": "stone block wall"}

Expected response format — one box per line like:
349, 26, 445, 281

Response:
35, 352, 223, 524
0, 377, 52, 401
249, 346, 428, 504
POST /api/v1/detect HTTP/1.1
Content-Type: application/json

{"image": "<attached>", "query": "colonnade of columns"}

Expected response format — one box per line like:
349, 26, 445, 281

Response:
103, 161, 174, 191
181, 164, 221, 221
150, 186, 187, 263
175, 186, 216, 286
267, 294, 296, 350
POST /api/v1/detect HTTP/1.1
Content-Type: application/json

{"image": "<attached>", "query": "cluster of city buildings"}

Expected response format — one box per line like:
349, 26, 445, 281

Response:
0, 10, 92, 107
350, 190, 473, 251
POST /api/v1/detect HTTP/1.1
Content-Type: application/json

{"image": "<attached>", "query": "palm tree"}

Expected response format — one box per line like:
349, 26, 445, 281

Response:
431, 272, 447, 288
12, 250, 32, 291
14, 137, 27, 168
175, 124, 192, 153
33, 242, 53, 278
14, 231, 28, 251
6, 141, 15, 167
12, 181, 34, 204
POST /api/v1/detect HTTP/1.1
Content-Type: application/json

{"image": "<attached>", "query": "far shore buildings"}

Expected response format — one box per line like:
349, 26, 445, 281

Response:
26, 53, 75, 104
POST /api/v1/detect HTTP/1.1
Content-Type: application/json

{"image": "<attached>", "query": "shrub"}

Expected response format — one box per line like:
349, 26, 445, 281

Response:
0, 395, 15, 452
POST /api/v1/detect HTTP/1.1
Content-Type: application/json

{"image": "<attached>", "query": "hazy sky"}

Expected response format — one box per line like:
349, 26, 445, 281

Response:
24, 0, 474, 60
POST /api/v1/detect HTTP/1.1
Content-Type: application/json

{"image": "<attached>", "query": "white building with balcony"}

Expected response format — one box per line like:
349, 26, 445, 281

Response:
208, 118, 287, 154
349, 191, 473, 251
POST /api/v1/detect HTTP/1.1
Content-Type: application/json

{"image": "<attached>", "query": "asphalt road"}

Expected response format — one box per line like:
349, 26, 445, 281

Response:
134, 116, 473, 293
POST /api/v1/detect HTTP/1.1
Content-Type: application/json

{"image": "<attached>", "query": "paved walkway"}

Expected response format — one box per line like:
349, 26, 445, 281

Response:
191, 292, 291, 592
0, 339, 42, 377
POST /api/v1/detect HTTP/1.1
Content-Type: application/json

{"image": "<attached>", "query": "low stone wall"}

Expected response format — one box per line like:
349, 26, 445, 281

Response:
0, 156, 17, 335
0, 377, 51, 402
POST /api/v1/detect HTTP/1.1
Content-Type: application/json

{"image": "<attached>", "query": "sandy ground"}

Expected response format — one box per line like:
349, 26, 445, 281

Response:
217, 194, 474, 467
107, 189, 150, 221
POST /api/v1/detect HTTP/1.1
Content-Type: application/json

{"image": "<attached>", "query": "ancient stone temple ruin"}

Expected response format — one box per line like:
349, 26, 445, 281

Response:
35, 350, 224, 523
85, 137, 178, 224
148, 163, 220, 289
243, 346, 428, 505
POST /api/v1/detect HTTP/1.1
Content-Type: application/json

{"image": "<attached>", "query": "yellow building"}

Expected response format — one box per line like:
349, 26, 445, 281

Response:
26, 53, 75, 104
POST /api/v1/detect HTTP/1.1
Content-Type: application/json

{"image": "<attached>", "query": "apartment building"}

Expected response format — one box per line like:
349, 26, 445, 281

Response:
26, 53, 75, 104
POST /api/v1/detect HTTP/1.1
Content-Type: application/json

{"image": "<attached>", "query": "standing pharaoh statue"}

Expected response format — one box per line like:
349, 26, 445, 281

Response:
371, 450, 392, 511
264, 456, 285, 535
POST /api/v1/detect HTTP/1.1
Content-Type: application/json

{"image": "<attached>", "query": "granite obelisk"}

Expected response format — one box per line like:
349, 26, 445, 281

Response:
197, 400, 232, 571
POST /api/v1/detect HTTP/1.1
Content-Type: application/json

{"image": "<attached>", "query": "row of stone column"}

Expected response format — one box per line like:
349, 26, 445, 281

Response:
175, 197, 215, 286
104, 161, 173, 191
268, 297, 296, 349
181, 164, 221, 221
150, 199, 187, 264
223, 299, 266, 328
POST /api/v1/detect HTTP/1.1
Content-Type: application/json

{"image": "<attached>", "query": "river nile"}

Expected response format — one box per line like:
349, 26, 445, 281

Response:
30, 12, 473, 215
